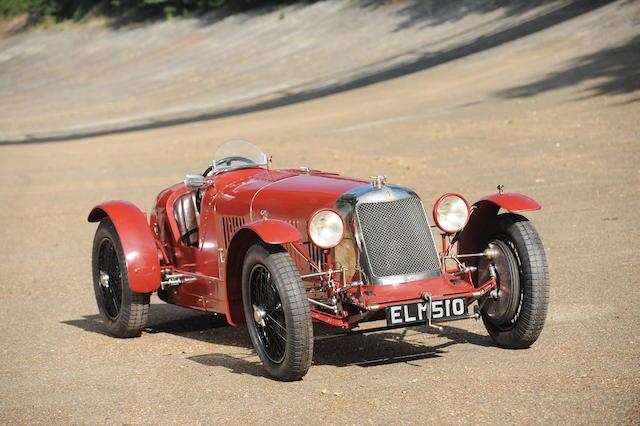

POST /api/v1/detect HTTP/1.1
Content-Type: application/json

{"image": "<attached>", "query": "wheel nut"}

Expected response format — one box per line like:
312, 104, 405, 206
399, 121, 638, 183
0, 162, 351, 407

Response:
490, 289, 501, 300
483, 247, 498, 260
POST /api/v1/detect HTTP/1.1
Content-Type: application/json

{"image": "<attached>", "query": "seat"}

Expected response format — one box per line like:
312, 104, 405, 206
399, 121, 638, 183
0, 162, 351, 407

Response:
173, 191, 200, 246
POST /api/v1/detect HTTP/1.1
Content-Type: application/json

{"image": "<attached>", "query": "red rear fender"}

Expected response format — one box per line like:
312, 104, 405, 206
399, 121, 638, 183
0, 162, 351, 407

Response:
88, 201, 161, 293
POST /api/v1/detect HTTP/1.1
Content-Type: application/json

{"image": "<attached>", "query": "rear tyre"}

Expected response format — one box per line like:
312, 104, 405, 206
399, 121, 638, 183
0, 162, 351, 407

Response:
92, 217, 150, 338
242, 243, 313, 381
477, 213, 549, 348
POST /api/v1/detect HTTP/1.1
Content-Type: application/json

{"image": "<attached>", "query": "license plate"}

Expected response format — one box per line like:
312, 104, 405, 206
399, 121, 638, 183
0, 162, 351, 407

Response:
385, 297, 468, 326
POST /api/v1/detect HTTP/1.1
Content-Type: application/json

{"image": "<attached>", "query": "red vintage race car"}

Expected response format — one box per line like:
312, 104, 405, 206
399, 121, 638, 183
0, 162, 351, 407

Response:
89, 140, 549, 380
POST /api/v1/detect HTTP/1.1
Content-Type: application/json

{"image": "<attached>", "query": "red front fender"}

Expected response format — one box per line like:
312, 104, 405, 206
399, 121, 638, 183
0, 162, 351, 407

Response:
458, 192, 540, 256
241, 219, 303, 244
479, 193, 541, 212
223, 219, 302, 326
88, 201, 161, 293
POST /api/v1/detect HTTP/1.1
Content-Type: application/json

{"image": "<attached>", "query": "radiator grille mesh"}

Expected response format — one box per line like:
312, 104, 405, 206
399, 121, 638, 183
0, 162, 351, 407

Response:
356, 197, 441, 278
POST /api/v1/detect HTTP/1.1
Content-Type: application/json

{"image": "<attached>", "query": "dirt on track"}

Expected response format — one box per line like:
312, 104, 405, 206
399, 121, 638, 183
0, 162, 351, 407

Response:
0, 0, 639, 424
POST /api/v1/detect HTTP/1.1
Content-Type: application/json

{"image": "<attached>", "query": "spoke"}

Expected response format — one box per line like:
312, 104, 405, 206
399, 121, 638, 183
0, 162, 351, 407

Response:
108, 288, 119, 315
101, 282, 115, 317
263, 316, 286, 360
264, 325, 283, 356
264, 314, 287, 341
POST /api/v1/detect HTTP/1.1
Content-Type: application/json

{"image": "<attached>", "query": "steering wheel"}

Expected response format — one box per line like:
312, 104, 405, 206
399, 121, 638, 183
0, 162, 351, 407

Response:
214, 156, 255, 168
201, 156, 256, 178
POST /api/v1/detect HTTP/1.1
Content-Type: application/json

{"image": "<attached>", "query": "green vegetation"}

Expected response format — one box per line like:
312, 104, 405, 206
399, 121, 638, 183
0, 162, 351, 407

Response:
0, 0, 289, 23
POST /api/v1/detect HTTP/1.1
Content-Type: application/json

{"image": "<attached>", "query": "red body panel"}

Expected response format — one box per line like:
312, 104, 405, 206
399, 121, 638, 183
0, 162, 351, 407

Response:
250, 173, 365, 221
88, 201, 161, 293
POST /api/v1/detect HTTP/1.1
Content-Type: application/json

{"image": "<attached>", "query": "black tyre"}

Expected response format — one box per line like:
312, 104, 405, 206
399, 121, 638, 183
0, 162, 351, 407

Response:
242, 243, 313, 381
92, 217, 150, 338
477, 213, 549, 348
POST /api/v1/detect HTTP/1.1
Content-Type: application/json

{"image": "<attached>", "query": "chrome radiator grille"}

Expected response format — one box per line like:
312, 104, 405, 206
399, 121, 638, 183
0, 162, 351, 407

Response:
356, 197, 441, 278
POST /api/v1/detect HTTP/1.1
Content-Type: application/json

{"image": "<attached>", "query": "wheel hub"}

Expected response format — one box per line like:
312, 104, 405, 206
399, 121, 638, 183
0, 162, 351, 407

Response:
99, 270, 110, 288
253, 304, 266, 327
479, 240, 521, 324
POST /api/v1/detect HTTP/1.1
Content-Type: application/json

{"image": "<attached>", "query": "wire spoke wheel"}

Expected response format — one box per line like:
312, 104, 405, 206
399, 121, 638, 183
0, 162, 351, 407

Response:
242, 243, 313, 381
92, 217, 150, 338
249, 264, 287, 363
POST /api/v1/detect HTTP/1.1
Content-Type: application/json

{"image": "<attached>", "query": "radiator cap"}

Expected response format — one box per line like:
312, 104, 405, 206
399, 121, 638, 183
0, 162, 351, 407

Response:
369, 175, 387, 189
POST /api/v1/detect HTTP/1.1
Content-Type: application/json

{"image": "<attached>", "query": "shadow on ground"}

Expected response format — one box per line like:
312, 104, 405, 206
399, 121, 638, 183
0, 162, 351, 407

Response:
63, 302, 493, 379
363, 0, 559, 32
495, 35, 640, 102
1, 0, 616, 146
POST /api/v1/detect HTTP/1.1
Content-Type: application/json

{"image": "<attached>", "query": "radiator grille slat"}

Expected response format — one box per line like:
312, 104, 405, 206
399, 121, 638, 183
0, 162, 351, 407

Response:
356, 197, 441, 278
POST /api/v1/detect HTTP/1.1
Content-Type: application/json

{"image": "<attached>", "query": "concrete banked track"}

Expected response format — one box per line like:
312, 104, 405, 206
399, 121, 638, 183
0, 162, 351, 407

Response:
0, 1, 639, 423
0, 0, 630, 143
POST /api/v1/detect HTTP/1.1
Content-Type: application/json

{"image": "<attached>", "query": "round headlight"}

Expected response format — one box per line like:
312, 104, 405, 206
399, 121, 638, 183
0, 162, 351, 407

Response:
308, 209, 345, 249
433, 193, 470, 233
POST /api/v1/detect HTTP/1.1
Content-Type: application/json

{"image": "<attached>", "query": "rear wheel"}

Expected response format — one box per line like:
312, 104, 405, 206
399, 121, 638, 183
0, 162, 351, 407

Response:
477, 213, 549, 348
92, 217, 150, 337
242, 243, 313, 381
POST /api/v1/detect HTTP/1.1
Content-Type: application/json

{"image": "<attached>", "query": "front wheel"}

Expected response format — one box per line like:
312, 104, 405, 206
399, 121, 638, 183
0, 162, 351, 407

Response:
242, 243, 313, 381
477, 213, 549, 348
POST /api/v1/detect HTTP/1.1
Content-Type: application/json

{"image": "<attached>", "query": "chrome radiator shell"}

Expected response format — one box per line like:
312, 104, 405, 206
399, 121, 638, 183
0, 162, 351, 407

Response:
334, 184, 442, 285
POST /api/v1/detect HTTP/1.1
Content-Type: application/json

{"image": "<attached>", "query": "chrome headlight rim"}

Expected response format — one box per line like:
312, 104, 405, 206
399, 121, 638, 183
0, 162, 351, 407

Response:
433, 193, 470, 234
307, 209, 345, 249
